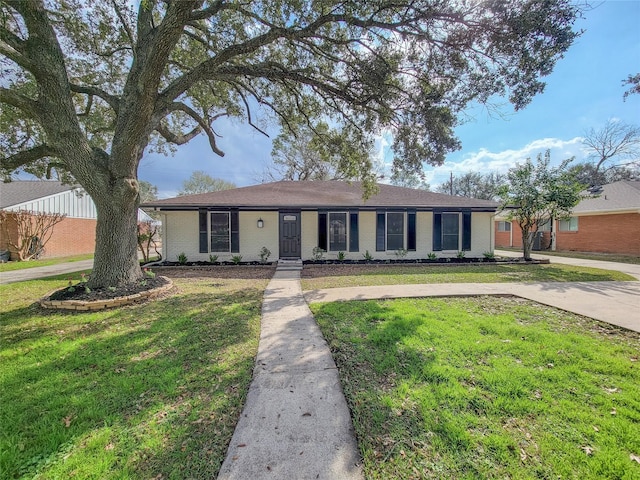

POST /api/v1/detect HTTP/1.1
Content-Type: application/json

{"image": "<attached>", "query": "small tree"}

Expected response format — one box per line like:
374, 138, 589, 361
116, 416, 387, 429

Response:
137, 220, 161, 263
0, 209, 66, 261
498, 151, 584, 261
178, 172, 236, 196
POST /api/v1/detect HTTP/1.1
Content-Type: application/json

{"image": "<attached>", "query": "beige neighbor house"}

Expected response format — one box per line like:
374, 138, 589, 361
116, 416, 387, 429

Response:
143, 180, 499, 263
0, 180, 156, 260
494, 180, 640, 256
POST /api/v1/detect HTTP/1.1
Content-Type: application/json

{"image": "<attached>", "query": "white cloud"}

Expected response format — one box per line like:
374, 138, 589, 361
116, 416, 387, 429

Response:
425, 137, 588, 187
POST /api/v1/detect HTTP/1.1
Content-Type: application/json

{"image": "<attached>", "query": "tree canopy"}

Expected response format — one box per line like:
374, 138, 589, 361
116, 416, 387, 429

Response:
498, 151, 584, 260
0, 0, 583, 287
262, 122, 371, 183
436, 171, 505, 200
178, 171, 236, 195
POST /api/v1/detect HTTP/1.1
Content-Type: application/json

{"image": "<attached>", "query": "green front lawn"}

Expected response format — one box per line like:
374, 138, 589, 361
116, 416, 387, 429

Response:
0, 254, 94, 273
311, 298, 640, 479
0, 271, 268, 479
301, 263, 635, 290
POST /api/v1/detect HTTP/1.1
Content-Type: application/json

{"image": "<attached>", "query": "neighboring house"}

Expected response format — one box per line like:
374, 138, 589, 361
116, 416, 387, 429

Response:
495, 180, 640, 255
0, 180, 156, 259
143, 180, 498, 263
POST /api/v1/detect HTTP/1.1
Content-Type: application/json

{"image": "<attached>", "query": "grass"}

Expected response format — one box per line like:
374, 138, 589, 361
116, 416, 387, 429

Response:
0, 254, 94, 273
311, 297, 640, 479
497, 247, 640, 265
0, 270, 269, 479
300, 264, 635, 290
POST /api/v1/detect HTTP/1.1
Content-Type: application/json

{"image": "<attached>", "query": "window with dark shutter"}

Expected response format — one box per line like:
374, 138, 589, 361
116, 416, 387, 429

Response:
210, 212, 230, 252
231, 210, 240, 253
462, 211, 472, 251
407, 211, 416, 251
318, 212, 327, 251
199, 209, 208, 253
433, 212, 442, 251
376, 212, 386, 251
349, 211, 359, 252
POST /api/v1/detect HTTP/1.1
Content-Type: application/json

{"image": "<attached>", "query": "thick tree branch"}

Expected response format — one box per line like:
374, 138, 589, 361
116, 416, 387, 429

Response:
1, 144, 60, 172
165, 102, 226, 156
69, 84, 120, 112
155, 123, 201, 145
189, 1, 226, 21
0, 87, 41, 118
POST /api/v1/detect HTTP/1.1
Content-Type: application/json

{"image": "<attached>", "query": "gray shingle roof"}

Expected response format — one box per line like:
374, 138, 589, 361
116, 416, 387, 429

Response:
573, 180, 640, 214
0, 181, 76, 209
143, 180, 499, 210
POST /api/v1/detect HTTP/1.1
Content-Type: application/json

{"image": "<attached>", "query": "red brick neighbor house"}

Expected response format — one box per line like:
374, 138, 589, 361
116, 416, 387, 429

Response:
0, 181, 155, 261
495, 180, 640, 256
143, 180, 499, 263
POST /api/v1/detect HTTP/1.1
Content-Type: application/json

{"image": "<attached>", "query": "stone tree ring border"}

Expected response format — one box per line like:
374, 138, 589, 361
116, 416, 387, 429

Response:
40, 277, 174, 311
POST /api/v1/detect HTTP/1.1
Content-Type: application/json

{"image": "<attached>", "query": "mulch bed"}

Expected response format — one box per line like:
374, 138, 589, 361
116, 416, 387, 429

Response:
48, 276, 170, 302
47, 266, 277, 303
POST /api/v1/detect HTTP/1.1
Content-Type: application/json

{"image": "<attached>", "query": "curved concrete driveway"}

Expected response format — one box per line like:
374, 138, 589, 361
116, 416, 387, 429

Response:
0, 259, 94, 284
304, 251, 640, 334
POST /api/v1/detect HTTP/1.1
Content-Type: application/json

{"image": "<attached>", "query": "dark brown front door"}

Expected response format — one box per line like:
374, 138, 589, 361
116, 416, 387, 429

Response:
279, 211, 301, 258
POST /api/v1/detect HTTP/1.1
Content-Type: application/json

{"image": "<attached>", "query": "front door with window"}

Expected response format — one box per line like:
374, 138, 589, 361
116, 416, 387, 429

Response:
279, 211, 301, 258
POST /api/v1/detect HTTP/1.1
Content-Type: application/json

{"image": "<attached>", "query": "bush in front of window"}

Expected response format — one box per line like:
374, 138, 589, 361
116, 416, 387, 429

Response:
395, 248, 408, 258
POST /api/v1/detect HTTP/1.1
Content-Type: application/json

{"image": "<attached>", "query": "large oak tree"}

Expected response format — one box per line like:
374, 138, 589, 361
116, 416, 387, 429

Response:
1, 0, 582, 287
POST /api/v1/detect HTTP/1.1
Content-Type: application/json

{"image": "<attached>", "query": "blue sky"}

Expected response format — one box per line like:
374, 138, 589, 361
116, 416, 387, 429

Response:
139, 0, 640, 198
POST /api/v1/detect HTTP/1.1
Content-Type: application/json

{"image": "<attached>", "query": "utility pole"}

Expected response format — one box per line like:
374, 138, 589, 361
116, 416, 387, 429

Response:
450, 172, 453, 195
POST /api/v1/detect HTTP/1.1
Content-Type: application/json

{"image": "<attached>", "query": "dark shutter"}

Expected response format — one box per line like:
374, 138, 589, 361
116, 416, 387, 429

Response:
230, 210, 240, 253
433, 212, 442, 251
462, 211, 472, 251
407, 211, 416, 251
199, 209, 208, 253
349, 211, 359, 252
318, 212, 327, 251
376, 212, 386, 251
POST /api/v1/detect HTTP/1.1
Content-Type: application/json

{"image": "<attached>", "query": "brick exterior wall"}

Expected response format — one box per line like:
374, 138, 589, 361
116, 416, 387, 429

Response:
555, 213, 640, 255
0, 214, 96, 260
495, 213, 640, 255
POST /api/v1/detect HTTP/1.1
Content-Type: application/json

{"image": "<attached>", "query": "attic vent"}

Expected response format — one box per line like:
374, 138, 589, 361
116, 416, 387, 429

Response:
588, 185, 603, 194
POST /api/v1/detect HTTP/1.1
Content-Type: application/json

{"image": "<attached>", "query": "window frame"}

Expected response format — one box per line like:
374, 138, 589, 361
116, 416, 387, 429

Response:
441, 212, 461, 251
385, 211, 405, 251
497, 221, 511, 232
210, 211, 231, 253
558, 216, 579, 232
328, 211, 348, 252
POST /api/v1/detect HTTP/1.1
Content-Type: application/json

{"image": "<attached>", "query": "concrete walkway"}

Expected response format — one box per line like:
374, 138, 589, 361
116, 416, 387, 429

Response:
217, 269, 362, 479
0, 259, 94, 284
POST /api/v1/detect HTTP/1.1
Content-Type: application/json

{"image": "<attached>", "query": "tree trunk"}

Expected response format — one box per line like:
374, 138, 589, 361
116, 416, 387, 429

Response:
89, 180, 142, 288
522, 227, 533, 261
